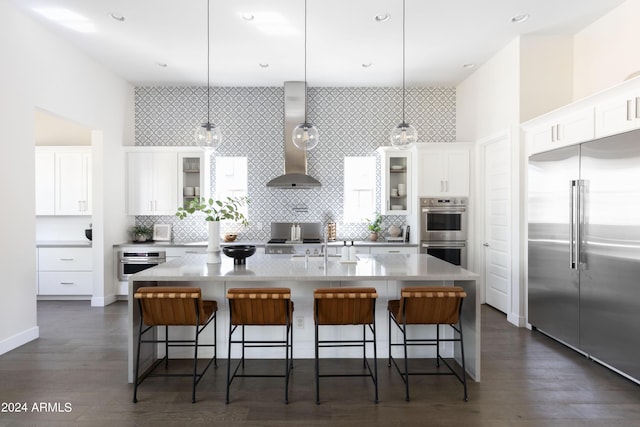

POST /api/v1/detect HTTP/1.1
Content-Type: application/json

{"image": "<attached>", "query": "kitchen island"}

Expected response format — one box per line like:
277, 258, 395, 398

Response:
128, 252, 480, 383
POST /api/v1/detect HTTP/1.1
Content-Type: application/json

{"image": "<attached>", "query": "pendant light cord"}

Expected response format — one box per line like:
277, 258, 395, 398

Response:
402, 0, 406, 124
304, 0, 308, 123
206, 0, 210, 124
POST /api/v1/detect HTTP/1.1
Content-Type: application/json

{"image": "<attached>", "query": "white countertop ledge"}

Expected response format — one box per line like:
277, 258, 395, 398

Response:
129, 252, 478, 282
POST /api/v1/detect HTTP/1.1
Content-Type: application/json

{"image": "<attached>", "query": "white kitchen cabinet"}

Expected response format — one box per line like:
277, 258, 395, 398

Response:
417, 143, 470, 197
178, 152, 209, 209
35, 150, 55, 215
56, 150, 92, 215
377, 147, 411, 215
127, 151, 178, 215
594, 89, 640, 138
35, 147, 91, 216
38, 247, 92, 296
526, 109, 594, 155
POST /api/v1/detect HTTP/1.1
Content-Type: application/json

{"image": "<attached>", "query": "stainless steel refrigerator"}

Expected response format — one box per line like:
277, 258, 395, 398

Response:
528, 129, 640, 382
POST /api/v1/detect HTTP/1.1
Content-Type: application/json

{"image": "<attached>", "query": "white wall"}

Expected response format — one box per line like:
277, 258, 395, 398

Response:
456, 39, 520, 141
456, 38, 525, 326
574, 0, 640, 99
0, 0, 132, 355
520, 36, 574, 122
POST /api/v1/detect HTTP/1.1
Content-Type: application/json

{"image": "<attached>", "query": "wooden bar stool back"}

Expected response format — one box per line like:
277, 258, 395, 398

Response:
133, 286, 217, 403
225, 287, 294, 404
313, 287, 379, 404
388, 286, 468, 401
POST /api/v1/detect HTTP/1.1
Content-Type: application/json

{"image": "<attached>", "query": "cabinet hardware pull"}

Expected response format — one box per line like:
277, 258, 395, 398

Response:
627, 99, 633, 121
636, 97, 640, 119
60, 282, 75, 285
388, 250, 400, 253
60, 258, 74, 261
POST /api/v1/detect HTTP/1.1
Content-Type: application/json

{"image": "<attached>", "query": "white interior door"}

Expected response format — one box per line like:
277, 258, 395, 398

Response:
481, 133, 511, 313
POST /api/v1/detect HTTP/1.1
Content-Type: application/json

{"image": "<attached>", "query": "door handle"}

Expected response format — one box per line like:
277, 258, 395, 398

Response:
483, 243, 489, 247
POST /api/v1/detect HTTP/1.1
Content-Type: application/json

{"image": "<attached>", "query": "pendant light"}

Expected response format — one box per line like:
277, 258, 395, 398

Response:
292, 0, 319, 151
389, 0, 417, 149
195, 0, 222, 150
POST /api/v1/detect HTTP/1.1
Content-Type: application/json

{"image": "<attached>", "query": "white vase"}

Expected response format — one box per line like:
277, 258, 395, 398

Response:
207, 221, 221, 264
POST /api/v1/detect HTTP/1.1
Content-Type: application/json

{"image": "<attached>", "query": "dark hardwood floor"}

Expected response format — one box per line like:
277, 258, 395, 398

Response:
0, 301, 638, 426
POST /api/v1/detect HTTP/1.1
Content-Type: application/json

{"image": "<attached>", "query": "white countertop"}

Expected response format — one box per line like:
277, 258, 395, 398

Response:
129, 252, 477, 282
114, 240, 418, 248
37, 240, 92, 248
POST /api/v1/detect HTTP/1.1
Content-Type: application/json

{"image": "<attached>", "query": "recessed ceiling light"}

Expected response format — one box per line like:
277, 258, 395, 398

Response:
374, 13, 390, 22
259, 63, 269, 68
156, 62, 168, 68
109, 12, 125, 22
362, 63, 372, 68
511, 14, 529, 24
463, 63, 475, 69
241, 13, 254, 21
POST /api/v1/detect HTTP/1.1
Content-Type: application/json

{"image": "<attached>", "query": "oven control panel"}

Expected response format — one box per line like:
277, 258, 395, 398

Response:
420, 197, 468, 207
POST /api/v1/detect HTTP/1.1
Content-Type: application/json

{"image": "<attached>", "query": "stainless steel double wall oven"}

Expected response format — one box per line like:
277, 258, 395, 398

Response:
419, 197, 468, 268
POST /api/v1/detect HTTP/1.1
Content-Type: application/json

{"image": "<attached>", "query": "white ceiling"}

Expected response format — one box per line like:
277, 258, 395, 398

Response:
11, 0, 626, 87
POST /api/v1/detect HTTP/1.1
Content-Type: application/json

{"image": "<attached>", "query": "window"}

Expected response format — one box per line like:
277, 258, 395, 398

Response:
215, 157, 248, 217
343, 156, 376, 222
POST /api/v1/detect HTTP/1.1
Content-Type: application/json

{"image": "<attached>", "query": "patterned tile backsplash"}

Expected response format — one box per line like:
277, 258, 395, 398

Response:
135, 86, 456, 242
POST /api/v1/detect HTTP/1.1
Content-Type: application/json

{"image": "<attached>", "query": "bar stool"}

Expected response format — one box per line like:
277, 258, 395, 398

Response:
225, 287, 294, 404
133, 287, 217, 404
313, 287, 379, 404
388, 286, 468, 401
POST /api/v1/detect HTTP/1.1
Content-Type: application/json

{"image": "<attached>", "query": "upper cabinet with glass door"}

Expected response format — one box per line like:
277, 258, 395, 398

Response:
377, 147, 411, 215
178, 152, 210, 209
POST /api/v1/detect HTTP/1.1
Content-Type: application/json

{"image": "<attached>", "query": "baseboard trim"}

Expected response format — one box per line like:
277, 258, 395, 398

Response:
507, 312, 525, 327
0, 326, 39, 356
91, 294, 117, 307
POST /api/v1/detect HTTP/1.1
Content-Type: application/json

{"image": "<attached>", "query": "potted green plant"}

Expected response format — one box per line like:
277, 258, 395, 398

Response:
176, 196, 248, 264
366, 213, 383, 242
131, 225, 153, 242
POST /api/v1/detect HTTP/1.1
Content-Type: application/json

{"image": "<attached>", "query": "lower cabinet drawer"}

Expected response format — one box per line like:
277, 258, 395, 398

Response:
39, 247, 92, 271
38, 272, 92, 295
370, 246, 417, 254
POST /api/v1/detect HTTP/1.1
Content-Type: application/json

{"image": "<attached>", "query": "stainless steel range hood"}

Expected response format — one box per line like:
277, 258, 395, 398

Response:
266, 81, 321, 189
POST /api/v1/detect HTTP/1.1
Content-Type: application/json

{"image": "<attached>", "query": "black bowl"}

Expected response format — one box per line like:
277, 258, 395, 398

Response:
222, 245, 256, 265
85, 229, 92, 241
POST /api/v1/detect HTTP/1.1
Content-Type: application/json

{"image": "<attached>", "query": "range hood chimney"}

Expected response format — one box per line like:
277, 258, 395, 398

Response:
266, 81, 321, 189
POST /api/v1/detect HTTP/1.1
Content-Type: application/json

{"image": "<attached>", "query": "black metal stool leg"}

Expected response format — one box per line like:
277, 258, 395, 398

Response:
315, 305, 320, 404
226, 310, 233, 404
403, 320, 410, 402
132, 314, 145, 403
372, 319, 379, 403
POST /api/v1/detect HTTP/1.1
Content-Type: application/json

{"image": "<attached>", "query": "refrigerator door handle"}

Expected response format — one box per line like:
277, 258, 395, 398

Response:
577, 179, 585, 269
570, 180, 578, 269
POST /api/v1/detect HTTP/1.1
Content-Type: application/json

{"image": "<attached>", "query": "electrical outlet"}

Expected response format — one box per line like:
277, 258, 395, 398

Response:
295, 316, 304, 329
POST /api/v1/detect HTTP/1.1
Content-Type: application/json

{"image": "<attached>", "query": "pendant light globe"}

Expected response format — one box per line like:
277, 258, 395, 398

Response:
195, 121, 222, 151
292, 122, 319, 150
390, 122, 417, 149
